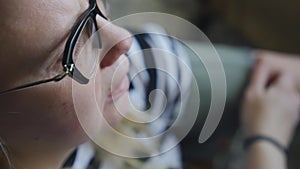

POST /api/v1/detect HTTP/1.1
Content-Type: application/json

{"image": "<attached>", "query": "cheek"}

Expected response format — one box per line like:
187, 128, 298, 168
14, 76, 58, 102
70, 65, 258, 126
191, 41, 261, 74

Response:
0, 80, 88, 145
71, 75, 109, 138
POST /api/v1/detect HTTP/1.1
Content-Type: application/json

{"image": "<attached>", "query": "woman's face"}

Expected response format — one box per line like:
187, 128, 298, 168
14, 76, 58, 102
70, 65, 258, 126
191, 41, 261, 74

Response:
0, 0, 132, 149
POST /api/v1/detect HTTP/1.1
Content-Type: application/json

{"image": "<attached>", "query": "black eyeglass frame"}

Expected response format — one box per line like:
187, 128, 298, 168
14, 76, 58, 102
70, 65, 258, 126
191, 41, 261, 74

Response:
0, 0, 107, 95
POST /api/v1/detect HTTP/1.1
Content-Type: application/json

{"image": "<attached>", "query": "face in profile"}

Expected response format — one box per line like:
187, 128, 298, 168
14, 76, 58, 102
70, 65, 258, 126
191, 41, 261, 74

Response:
0, 0, 132, 149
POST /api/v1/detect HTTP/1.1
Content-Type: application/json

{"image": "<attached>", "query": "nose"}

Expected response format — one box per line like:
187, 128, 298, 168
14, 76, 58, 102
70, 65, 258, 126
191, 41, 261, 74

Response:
96, 16, 133, 68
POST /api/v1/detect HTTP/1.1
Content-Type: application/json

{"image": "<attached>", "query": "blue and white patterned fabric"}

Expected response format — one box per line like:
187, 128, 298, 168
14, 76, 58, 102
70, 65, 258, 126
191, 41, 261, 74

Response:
63, 25, 192, 169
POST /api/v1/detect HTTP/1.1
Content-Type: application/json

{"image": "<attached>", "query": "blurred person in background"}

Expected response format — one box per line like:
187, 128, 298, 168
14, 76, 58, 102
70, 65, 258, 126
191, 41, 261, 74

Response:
242, 59, 300, 169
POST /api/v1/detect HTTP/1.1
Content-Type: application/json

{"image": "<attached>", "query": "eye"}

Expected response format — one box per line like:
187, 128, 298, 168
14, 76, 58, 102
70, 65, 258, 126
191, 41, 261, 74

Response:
98, 0, 110, 17
87, 19, 94, 36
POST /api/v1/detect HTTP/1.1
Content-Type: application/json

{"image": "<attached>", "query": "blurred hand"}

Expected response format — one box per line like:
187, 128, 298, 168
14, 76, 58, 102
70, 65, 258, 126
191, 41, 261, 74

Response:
242, 59, 300, 147
255, 50, 300, 91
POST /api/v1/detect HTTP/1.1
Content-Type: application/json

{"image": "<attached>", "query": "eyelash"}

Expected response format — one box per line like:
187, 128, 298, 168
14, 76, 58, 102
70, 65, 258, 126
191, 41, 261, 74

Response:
73, 38, 85, 60
73, 21, 94, 59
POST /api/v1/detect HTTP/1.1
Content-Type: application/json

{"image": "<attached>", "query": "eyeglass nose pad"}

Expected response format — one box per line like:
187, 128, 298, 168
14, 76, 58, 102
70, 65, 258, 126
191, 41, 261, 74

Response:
97, 32, 102, 49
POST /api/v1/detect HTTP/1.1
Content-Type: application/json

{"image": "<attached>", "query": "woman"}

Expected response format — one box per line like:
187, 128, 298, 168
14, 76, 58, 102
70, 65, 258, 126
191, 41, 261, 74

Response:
0, 0, 132, 168
0, 0, 191, 168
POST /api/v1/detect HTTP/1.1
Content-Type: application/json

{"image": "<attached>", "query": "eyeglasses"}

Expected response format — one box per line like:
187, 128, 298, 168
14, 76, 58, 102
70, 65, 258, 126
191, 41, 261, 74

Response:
0, 0, 107, 95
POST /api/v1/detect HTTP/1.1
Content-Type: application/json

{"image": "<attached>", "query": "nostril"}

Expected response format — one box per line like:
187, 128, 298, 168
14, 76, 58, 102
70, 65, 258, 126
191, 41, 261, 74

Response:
100, 36, 133, 68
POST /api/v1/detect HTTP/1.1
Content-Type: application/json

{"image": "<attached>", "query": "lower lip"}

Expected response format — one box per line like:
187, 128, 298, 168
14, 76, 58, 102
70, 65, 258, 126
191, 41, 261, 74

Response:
107, 76, 130, 102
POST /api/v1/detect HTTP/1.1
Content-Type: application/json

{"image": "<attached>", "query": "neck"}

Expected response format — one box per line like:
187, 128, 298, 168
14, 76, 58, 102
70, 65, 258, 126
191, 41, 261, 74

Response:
0, 142, 75, 169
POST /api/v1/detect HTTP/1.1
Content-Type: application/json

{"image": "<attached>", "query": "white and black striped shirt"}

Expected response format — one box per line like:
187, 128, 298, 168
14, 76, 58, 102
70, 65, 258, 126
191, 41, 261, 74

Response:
63, 25, 192, 169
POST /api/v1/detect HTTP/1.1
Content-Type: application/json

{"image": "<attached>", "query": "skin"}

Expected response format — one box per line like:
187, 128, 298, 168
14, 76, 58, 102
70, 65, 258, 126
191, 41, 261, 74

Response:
255, 50, 300, 91
0, 0, 132, 169
242, 59, 300, 169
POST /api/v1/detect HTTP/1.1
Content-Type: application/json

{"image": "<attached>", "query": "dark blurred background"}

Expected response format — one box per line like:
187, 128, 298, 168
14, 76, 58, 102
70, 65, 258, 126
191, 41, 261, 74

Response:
110, 0, 300, 53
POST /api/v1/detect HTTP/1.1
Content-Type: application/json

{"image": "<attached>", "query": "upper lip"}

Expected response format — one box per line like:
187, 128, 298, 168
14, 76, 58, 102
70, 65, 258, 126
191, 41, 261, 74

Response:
106, 56, 130, 99
108, 75, 129, 98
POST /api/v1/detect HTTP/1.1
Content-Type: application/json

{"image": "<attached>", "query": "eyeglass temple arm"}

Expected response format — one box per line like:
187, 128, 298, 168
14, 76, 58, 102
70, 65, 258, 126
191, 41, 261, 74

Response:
0, 73, 67, 95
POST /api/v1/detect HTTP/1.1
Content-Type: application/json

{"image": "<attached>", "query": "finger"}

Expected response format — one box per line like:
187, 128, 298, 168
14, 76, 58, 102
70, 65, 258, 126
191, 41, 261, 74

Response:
249, 59, 270, 93
273, 72, 295, 90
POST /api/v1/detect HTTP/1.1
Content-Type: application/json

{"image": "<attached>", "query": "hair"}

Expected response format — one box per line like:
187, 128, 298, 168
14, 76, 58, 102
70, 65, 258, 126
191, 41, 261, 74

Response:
0, 138, 13, 169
